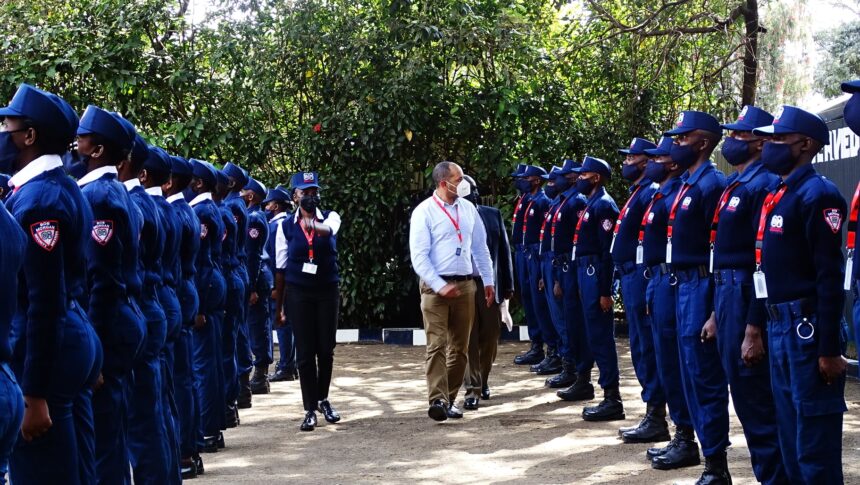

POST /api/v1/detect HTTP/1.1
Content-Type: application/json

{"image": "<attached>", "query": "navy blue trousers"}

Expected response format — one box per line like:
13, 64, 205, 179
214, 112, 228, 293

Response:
236, 266, 253, 376
157, 285, 182, 485
526, 245, 557, 350
193, 270, 226, 442
540, 251, 567, 359
576, 255, 619, 389
222, 268, 245, 406
0, 363, 23, 485
618, 263, 664, 405
557, 258, 593, 374
768, 299, 846, 484
249, 295, 273, 367
713, 269, 786, 484
175, 278, 198, 459
674, 268, 729, 457
645, 267, 692, 427
514, 246, 542, 345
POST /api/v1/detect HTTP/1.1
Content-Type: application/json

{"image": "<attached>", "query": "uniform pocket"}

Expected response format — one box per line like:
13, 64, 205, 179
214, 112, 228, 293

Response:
800, 397, 847, 417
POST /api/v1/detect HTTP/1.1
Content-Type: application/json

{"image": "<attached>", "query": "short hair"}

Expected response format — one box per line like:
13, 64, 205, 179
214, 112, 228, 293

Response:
171, 172, 192, 192
432, 161, 457, 185
22, 117, 70, 156
147, 168, 171, 186
87, 133, 129, 166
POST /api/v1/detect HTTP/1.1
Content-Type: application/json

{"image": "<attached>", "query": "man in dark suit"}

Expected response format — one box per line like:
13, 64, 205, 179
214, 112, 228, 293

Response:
462, 175, 515, 409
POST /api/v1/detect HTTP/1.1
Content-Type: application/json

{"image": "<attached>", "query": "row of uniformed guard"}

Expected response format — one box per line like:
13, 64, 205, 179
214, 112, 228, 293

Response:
0, 82, 343, 484
509, 84, 860, 485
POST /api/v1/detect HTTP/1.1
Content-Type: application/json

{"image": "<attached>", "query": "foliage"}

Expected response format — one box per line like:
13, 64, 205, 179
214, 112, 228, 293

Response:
814, 19, 860, 98
0, 0, 764, 326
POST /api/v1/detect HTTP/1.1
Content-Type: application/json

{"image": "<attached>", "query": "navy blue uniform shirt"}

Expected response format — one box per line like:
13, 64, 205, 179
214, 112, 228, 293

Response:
190, 193, 225, 308
219, 202, 240, 271
125, 180, 164, 287
642, 176, 684, 267
522, 190, 550, 246
551, 186, 587, 256
150, 188, 182, 288
245, 205, 270, 293
0, 204, 26, 364
540, 194, 564, 254
225, 193, 249, 266
511, 193, 530, 247
668, 162, 727, 268
611, 180, 658, 264
750, 164, 847, 357
573, 186, 619, 296
169, 192, 200, 323
6, 156, 94, 396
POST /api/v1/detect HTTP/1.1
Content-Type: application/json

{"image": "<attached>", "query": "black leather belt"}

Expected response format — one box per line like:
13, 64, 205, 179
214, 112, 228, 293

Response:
767, 297, 815, 321
441, 275, 473, 282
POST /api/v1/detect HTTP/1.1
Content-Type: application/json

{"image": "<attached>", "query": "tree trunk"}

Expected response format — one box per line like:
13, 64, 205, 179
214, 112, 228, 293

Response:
741, 0, 759, 106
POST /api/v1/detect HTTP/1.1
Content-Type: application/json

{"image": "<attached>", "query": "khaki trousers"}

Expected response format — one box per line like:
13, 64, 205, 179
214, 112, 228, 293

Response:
464, 278, 501, 399
420, 279, 476, 405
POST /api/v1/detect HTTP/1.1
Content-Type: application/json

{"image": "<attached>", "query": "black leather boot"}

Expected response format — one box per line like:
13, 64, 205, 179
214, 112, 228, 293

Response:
650, 425, 701, 469
545, 360, 577, 388
694, 451, 731, 485
514, 342, 544, 365
224, 404, 239, 428
533, 348, 563, 375
556, 372, 595, 401
582, 386, 625, 421
250, 365, 271, 395
621, 402, 670, 443
237, 372, 252, 409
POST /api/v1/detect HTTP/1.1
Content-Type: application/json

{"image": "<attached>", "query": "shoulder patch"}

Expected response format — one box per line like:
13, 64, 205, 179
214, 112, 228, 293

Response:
601, 219, 613, 232
249, 228, 260, 239
823, 208, 843, 234
30, 220, 60, 251
91, 220, 114, 246
200, 223, 208, 239
681, 196, 692, 210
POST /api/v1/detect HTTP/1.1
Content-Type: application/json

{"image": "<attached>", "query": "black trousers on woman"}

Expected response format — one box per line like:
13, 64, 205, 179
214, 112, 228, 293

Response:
286, 283, 339, 412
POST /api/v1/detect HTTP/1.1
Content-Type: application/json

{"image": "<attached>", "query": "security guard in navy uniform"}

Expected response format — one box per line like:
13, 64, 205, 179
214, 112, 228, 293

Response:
510, 164, 545, 365
222, 163, 254, 408
611, 138, 669, 444
141, 146, 184, 484
640, 137, 701, 470
76, 105, 147, 485
164, 155, 204, 478
264, 187, 298, 382
662, 111, 731, 484
570, 156, 623, 421
520, 165, 563, 375
2, 84, 101, 484
749, 106, 848, 484
841, 81, 860, 369
117, 128, 172, 484
551, 159, 594, 402
242, 177, 273, 394
711, 106, 788, 484
537, 165, 576, 388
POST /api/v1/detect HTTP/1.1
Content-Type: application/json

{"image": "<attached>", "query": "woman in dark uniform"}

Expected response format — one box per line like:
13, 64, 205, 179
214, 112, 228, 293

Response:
273, 171, 342, 431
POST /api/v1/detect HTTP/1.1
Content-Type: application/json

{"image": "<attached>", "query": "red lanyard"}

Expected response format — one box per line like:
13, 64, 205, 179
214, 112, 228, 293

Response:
572, 200, 595, 246
512, 195, 523, 225
613, 185, 643, 236
754, 185, 788, 267
637, 193, 664, 244
847, 181, 860, 252
540, 197, 567, 244
709, 182, 740, 245
551, 196, 572, 238
300, 218, 316, 262
666, 183, 692, 239
520, 199, 536, 245
432, 194, 462, 245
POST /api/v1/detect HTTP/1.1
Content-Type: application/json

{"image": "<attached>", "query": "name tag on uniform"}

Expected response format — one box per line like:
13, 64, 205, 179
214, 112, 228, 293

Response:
302, 262, 318, 275
635, 244, 643, 265
665, 241, 672, 264
456, 247, 462, 256
845, 256, 854, 291
753, 270, 768, 299
709, 249, 714, 274
609, 234, 617, 254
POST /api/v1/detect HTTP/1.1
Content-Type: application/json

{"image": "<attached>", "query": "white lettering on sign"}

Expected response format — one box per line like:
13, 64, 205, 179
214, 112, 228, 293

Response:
814, 127, 860, 164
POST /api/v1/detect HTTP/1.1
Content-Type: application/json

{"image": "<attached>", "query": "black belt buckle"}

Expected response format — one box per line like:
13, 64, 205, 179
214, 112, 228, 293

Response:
766, 304, 780, 320
713, 270, 723, 284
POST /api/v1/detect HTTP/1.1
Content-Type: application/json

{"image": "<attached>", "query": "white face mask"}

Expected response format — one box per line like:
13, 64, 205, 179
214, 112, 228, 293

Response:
447, 179, 471, 198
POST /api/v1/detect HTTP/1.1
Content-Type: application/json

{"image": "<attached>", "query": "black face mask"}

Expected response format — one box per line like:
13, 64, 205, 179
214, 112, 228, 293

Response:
300, 194, 321, 212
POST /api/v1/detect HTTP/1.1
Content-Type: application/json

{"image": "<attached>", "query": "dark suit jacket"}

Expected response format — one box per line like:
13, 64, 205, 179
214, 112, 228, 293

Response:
476, 205, 514, 304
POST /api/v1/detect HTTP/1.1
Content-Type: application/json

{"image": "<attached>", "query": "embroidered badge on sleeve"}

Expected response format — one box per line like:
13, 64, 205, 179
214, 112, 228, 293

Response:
91, 220, 114, 246
31, 220, 60, 251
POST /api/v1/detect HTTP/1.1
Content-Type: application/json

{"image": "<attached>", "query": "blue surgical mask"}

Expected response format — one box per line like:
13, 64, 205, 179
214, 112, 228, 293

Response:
545, 184, 559, 199
669, 142, 698, 170
514, 178, 532, 194
643, 159, 668, 183
575, 178, 594, 195
264, 210, 274, 221
554, 177, 571, 193
761, 140, 804, 176
844, 94, 860, 135
621, 163, 642, 181
720, 137, 751, 166
182, 186, 197, 202
0, 131, 20, 174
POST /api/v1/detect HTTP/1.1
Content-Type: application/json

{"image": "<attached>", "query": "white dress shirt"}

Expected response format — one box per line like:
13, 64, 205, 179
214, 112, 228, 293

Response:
409, 192, 493, 293
77, 165, 118, 187
9, 154, 64, 189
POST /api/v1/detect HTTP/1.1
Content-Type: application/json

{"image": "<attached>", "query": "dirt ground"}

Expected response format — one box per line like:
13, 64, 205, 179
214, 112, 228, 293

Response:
200, 341, 860, 484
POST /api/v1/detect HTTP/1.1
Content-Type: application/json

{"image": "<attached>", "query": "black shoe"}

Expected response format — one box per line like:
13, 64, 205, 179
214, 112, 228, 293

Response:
481, 386, 490, 400
300, 411, 317, 431
250, 365, 271, 395
621, 402, 670, 443
216, 431, 225, 449
269, 368, 296, 382
225, 405, 239, 428
546, 361, 577, 388
237, 373, 253, 409
463, 397, 479, 410
557, 374, 595, 401
317, 400, 341, 423
446, 403, 464, 419
582, 386, 625, 422
529, 351, 554, 373
193, 454, 205, 474
693, 451, 731, 484
514, 343, 544, 365
181, 458, 198, 479
428, 400, 448, 422
650, 426, 701, 470
201, 437, 218, 453
534, 352, 563, 376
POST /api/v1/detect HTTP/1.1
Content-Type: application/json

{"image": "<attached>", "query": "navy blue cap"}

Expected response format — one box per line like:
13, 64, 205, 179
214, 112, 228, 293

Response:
618, 137, 657, 155
520, 165, 547, 177
574, 155, 611, 179
222, 162, 249, 188
243, 177, 267, 197
215, 168, 228, 187
841, 80, 860, 93
721, 105, 774, 131
170, 155, 192, 176
291, 171, 321, 190
0, 84, 68, 130
510, 163, 527, 177
78, 105, 134, 150
144, 146, 172, 174
0, 174, 10, 189
130, 134, 149, 165
49, 93, 80, 144
664, 110, 722, 136
558, 158, 582, 175
190, 158, 217, 188
752, 105, 830, 145
541, 165, 564, 180
262, 187, 290, 205
644, 136, 674, 156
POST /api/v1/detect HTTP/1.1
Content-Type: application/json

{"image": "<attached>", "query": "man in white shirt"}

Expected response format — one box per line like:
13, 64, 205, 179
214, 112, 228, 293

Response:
409, 161, 495, 422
